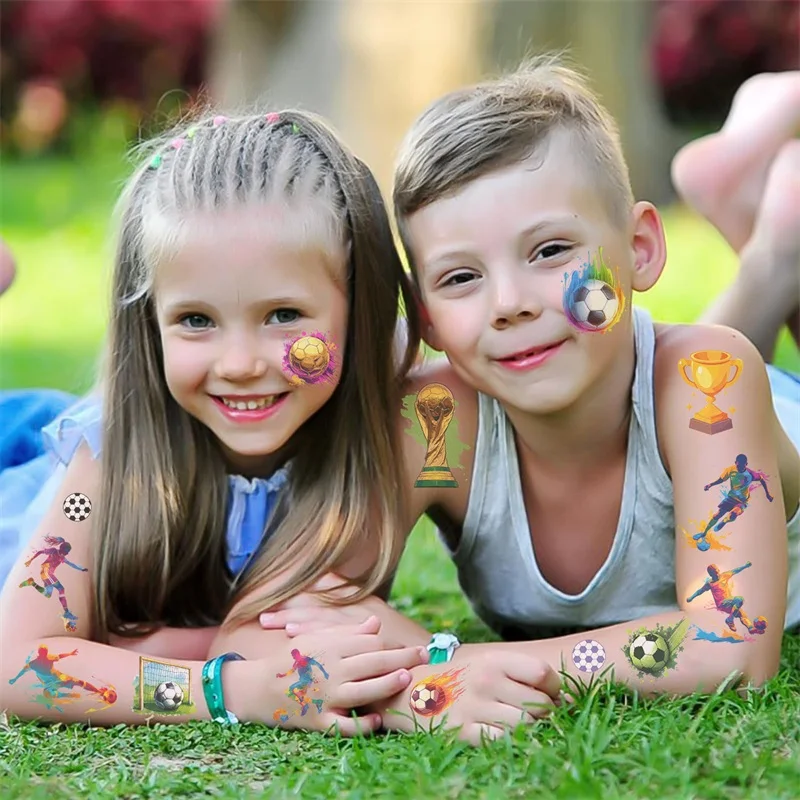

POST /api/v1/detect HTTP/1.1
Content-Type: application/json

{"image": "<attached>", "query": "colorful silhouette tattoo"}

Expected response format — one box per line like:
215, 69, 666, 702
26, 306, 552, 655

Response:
692, 455, 773, 551
686, 562, 767, 636
275, 648, 329, 716
19, 536, 87, 632
8, 645, 117, 712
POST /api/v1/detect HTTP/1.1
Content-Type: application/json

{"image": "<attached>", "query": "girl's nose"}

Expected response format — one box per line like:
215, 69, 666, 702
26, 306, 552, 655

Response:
214, 340, 269, 381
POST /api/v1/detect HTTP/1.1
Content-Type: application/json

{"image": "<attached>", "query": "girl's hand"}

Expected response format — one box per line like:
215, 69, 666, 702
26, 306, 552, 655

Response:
378, 643, 564, 745
257, 615, 429, 736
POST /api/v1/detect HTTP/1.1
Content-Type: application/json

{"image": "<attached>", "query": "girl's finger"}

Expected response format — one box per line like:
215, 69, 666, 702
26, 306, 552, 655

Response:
260, 608, 348, 628
342, 645, 429, 681
335, 667, 415, 708
286, 619, 373, 637
322, 712, 382, 738
503, 655, 562, 702
495, 681, 556, 721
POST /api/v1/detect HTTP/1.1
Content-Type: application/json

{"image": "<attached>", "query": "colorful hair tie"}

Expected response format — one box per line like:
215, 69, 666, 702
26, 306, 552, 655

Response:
148, 154, 163, 170
186, 126, 198, 139
265, 112, 280, 123
291, 123, 300, 134
171, 137, 185, 150
213, 115, 227, 127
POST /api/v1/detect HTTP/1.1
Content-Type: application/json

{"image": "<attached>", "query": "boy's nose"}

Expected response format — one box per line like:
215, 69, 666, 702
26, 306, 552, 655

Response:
490, 276, 543, 329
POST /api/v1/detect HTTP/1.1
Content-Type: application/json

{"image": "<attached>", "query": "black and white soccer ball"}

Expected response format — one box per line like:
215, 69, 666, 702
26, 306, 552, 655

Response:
572, 639, 606, 673
63, 492, 92, 522
153, 681, 184, 711
629, 633, 670, 673
569, 279, 619, 330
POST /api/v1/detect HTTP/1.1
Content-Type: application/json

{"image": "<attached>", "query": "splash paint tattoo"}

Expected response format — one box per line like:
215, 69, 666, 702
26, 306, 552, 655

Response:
678, 350, 743, 435
18, 535, 87, 632
274, 649, 329, 721
8, 645, 116, 713
283, 331, 337, 386
562, 248, 625, 333
622, 619, 690, 678
686, 562, 767, 638
132, 656, 196, 714
408, 667, 466, 717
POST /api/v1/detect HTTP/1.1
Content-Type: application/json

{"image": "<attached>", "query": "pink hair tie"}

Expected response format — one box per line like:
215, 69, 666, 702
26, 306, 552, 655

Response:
171, 137, 185, 150
265, 112, 280, 123
213, 115, 228, 127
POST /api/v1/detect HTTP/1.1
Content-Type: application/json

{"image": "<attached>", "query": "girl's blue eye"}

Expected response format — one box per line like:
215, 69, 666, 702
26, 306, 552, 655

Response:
443, 272, 476, 287
270, 309, 301, 324
180, 313, 212, 329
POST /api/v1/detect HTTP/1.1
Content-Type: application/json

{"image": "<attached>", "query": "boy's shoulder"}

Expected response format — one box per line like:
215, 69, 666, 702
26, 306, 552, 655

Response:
399, 356, 480, 533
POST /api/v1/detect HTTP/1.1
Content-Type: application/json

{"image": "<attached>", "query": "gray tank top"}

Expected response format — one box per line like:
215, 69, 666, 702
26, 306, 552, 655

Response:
447, 306, 800, 638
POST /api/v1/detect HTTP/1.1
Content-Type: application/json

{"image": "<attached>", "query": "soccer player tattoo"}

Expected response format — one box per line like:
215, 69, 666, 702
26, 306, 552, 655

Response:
687, 563, 767, 643
408, 667, 466, 718
9, 645, 116, 713
132, 655, 196, 715
18, 535, 87, 632
622, 619, 690, 679
678, 350, 743, 435
273, 649, 329, 723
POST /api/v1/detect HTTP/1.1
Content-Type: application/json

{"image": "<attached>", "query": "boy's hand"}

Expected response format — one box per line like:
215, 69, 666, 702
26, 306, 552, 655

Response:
378, 642, 564, 745
266, 615, 430, 736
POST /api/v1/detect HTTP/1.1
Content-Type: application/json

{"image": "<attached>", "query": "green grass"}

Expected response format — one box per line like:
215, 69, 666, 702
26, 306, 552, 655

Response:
1, 151, 799, 799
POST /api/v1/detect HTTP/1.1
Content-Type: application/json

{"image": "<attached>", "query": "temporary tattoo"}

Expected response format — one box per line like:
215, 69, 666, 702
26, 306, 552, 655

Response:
686, 562, 767, 638
408, 667, 466, 717
62, 492, 92, 522
402, 387, 470, 486
132, 656, 195, 714
19, 535, 87, 632
622, 619, 690, 678
678, 350, 743, 435
409, 383, 459, 488
571, 639, 607, 673
562, 248, 625, 333
681, 521, 732, 553
283, 332, 337, 386
8, 645, 116, 713
274, 649, 329, 721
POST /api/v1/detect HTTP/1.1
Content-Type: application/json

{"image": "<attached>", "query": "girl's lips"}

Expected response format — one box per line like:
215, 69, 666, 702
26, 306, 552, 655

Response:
212, 393, 288, 422
495, 340, 565, 371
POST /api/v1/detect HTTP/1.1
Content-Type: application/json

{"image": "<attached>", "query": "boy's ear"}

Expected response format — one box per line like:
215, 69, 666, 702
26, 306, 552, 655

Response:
629, 201, 667, 293
416, 298, 444, 352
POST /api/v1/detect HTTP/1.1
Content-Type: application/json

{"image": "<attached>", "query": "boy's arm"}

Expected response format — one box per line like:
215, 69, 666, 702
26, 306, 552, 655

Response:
109, 626, 221, 661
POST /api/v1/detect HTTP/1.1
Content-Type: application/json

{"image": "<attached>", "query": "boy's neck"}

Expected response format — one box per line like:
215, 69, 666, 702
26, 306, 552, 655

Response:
503, 334, 636, 471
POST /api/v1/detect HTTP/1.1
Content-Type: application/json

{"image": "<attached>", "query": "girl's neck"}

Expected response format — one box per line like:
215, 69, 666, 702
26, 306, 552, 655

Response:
504, 335, 636, 473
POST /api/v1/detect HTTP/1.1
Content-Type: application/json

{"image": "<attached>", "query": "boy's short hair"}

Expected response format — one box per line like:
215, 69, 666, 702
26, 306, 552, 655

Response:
393, 53, 635, 272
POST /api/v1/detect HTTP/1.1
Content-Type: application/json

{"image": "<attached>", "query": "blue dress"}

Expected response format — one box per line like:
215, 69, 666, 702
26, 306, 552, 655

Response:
0, 391, 289, 590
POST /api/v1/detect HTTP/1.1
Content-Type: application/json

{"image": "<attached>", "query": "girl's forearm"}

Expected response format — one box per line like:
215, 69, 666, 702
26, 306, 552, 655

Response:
110, 626, 221, 661
0, 636, 249, 726
506, 609, 779, 695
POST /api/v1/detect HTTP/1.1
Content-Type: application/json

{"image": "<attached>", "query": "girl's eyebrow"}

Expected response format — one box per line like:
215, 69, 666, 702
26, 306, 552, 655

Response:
160, 295, 310, 314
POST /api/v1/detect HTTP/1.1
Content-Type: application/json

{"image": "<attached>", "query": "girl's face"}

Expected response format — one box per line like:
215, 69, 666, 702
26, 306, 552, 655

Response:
154, 205, 349, 475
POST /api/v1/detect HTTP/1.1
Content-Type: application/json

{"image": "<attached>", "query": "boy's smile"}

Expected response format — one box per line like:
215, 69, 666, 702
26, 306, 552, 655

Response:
406, 129, 664, 418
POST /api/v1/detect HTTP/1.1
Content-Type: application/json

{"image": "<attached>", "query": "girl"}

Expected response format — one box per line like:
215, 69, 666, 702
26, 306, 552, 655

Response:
0, 109, 430, 732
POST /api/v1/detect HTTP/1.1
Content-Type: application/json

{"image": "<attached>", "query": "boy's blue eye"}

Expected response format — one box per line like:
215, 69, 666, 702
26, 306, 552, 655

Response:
270, 309, 301, 324
534, 244, 569, 260
179, 313, 212, 329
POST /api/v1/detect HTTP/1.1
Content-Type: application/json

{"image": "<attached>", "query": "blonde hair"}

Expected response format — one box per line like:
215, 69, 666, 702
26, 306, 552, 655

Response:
95, 109, 421, 640
393, 53, 635, 269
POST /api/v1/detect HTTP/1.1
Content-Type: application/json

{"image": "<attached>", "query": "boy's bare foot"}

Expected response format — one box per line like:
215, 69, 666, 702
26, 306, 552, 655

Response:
671, 71, 800, 254
0, 238, 15, 296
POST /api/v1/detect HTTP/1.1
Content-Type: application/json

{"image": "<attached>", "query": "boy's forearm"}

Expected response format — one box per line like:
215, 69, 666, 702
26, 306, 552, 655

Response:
504, 610, 779, 695
110, 626, 221, 661
0, 636, 249, 725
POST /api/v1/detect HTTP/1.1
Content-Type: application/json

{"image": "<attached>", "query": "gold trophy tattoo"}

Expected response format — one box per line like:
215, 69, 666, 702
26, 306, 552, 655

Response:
414, 383, 458, 488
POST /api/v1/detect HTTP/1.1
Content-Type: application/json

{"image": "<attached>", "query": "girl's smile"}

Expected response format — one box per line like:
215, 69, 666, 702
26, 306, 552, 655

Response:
212, 392, 289, 421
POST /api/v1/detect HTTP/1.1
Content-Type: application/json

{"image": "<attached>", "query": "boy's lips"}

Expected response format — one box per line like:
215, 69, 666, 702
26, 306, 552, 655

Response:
494, 339, 566, 371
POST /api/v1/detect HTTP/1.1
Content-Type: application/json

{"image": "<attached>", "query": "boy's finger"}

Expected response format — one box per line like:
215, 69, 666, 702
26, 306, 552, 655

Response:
336, 668, 414, 708
342, 645, 429, 681
503, 655, 562, 701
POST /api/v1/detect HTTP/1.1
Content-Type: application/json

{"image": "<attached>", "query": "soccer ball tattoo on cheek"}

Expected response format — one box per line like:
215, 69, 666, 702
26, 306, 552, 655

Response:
563, 247, 625, 333
283, 332, 338, 386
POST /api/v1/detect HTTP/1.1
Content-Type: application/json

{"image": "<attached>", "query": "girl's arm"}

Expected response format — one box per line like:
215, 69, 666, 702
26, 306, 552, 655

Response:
0, 445, 267, 725
109, 626, 221, 661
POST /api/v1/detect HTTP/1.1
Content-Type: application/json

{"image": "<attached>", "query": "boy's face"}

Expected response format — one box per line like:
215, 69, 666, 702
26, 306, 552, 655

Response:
405, 130, 665, 415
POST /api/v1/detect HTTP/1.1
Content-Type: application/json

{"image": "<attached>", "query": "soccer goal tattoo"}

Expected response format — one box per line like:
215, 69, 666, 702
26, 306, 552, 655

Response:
132, 656, 196, 715
686, 562, 767, 641
562, 247, 625, 334
408, 667, 466, 718
18, 535, 87, 632
622, 619, 690, 679
8, 645, 116, 713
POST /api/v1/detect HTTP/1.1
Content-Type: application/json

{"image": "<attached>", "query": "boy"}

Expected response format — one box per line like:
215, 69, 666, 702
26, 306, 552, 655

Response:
260, 58, 800, 742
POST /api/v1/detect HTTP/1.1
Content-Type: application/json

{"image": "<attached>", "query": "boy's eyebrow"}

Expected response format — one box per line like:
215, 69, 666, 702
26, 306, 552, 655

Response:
422, 216, 579, 270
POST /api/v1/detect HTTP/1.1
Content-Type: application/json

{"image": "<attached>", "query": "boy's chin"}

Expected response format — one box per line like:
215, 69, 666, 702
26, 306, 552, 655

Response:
483, 378, 580, 416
